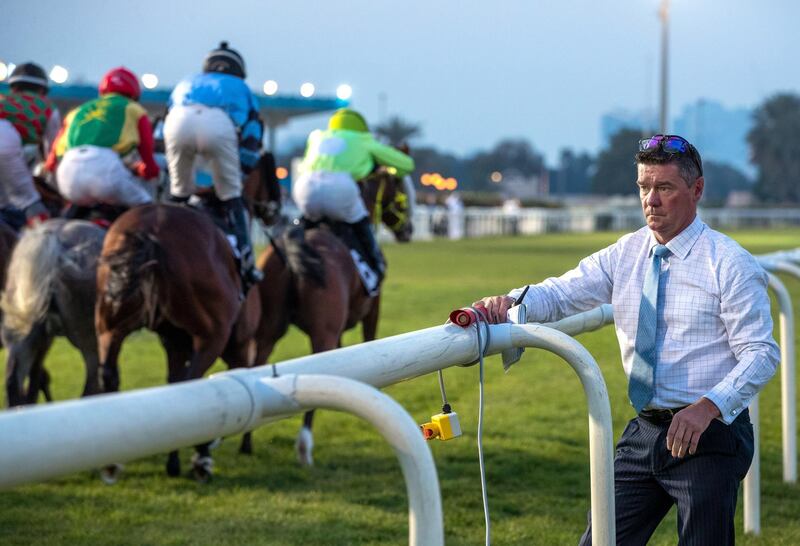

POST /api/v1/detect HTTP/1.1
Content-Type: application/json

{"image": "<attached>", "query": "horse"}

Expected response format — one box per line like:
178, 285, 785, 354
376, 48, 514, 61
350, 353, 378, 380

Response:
0, 220, 19, 351
1, 220, 106, 406
94, 151, 279, 481
2, 151, 279, 412
253, 167, 413, 465
0, 174, 68, 402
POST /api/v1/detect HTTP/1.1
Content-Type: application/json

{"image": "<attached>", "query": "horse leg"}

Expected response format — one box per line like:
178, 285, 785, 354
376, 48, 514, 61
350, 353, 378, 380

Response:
185, 335, 228, 482
5, 323, 53, 406
63, 312, 103, 398
222, 338, 257, 455
39, 368, 53, 402
95, 330, 131, 484
25, 340, 54, 405
296, 410, 316, 467
295, 331, 341, 467
78, 349, 101, 398
158, 325, 192, 478
362, 294, 381, 342
97, 331, 125, 394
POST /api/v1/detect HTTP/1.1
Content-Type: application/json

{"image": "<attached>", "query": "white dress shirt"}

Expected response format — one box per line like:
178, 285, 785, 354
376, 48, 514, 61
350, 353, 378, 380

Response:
509, 216, 779, 423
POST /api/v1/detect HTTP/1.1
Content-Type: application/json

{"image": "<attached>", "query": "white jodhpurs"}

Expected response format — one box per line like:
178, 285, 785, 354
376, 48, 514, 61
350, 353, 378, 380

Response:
292, 171, 368, 224
56, 145, 153, 207
0, 119, 41, 211
164, 104, 241, 201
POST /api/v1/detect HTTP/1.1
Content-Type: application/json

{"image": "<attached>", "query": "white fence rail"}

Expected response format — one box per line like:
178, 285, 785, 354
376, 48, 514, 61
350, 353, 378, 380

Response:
0, 320, 616, 546
253, 206, 800, 247
407, 206, 800, 241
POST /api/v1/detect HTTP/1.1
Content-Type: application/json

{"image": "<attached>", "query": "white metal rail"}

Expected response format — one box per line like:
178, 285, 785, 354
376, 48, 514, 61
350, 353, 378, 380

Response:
0, 321, 616, 546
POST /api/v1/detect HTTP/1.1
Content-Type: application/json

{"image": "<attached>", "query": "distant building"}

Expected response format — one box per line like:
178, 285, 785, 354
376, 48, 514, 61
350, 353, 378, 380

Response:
600, 100, 755, 178
600, 109, 657, 147
672, 99, 754, 177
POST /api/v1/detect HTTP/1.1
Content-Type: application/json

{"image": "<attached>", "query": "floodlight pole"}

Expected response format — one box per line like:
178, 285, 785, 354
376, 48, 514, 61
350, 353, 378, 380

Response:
659, 0, 670, 133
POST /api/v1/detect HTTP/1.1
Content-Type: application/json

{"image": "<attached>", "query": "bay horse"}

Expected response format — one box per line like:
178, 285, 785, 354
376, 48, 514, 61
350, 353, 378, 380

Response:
2, 151, 278, 412
254, 167, 413, 465
94, 151, 279, 481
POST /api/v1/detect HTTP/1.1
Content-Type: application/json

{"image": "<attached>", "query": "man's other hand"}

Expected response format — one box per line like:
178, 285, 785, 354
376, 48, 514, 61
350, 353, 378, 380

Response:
472, 295, 516, 324
666, 397, 722, 458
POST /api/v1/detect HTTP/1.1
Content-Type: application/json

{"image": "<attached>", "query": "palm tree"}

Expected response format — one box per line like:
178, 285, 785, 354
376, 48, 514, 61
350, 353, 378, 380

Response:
374, 116, 422, 146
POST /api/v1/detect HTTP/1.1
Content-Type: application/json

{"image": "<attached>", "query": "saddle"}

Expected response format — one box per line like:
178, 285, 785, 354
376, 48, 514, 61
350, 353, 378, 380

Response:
294, 217, 381, 296
64, 203, 129, 229
185, 192, 237, 251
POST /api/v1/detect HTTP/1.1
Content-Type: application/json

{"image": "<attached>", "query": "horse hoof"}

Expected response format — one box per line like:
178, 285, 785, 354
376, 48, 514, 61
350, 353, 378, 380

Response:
190, 454, 214, 483
99, 463, 124, 485
295, 427, 314, 467
166, 457, 181, 477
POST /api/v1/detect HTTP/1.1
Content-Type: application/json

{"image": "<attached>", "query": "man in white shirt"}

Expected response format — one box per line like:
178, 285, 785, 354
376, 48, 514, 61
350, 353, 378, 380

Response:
475, 135, 779, 545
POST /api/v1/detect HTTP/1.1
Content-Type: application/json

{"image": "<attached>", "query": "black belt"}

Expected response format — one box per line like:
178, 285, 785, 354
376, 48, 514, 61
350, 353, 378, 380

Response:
638, 406, 689, 424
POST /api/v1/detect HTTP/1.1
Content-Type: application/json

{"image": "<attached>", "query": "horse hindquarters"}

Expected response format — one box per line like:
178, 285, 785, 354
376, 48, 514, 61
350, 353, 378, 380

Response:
95, 229, 160, 393
0, 224, 61, 343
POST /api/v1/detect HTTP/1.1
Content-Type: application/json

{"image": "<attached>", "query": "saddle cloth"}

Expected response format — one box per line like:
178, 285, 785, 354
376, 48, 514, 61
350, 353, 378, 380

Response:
276, 219, 380, 296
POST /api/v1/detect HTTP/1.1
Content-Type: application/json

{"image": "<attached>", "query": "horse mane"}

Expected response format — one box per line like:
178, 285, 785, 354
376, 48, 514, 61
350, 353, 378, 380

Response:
281, 225, 326, 287
0, 223, 62, 340
99, 231, 161, 315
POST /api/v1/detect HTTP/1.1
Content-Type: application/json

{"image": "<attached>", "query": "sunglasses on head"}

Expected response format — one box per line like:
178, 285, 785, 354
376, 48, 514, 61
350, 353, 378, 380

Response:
639, 134, 703, 176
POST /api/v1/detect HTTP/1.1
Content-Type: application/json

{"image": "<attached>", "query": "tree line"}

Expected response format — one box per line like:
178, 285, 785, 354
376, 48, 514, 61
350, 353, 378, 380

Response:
362, 93, 800, 205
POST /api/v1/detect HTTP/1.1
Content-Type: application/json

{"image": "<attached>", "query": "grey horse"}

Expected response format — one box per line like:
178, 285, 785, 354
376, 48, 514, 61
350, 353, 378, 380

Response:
2, 219, 105, 406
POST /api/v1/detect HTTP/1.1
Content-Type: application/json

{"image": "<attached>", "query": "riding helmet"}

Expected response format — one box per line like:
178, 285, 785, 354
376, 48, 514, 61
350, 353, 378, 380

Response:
203, 41, 246, 79
99, 67, 141, 101
328, 109, 369, 133
8, 62, 49, 92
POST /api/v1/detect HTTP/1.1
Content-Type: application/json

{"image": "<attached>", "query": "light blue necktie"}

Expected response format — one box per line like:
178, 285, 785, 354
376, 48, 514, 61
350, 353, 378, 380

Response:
629, 244, 670, 412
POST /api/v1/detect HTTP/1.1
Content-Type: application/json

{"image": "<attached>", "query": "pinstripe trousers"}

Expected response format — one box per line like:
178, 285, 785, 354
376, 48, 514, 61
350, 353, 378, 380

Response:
579, 410, 753, 545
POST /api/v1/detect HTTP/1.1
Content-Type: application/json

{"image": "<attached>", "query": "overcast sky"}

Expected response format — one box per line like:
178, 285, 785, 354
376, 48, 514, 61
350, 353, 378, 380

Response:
5, 1, 799, 163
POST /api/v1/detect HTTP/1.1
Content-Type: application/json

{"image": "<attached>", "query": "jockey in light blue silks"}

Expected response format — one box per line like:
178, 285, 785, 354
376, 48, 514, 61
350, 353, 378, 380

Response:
163, 41, 264, 292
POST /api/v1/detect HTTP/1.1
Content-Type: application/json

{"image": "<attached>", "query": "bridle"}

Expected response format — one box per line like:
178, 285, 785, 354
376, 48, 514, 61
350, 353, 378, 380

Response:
369, 173, 410, 234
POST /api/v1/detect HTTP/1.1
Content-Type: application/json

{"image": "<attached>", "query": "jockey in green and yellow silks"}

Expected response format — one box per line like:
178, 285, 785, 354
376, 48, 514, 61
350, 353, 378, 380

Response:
46, 67, 159, 210
293, 108, 414, 281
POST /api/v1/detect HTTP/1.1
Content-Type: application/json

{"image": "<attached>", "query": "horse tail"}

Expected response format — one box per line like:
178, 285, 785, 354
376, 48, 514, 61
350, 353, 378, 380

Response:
281, 226, 326, 287
0, 224, 62, 340
99, 231, 161, 323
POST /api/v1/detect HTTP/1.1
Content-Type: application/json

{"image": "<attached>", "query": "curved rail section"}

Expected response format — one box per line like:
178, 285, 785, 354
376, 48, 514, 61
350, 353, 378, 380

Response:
0, 322, 616, 546
256, 374, 444, 546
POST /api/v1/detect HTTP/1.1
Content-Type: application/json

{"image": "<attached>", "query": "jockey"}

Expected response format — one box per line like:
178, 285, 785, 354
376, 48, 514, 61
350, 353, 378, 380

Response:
46, 67, 159, 212
163, 41, 264, 291
293, 108, 415, 281
0, 62, 61, 227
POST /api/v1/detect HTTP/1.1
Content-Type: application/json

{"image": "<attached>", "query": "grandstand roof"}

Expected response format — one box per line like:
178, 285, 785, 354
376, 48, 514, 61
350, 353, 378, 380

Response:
1, 83, 348, 127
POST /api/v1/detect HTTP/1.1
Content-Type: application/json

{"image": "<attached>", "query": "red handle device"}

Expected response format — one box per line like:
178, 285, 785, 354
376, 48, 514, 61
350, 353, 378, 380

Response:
449, 307, 488, 328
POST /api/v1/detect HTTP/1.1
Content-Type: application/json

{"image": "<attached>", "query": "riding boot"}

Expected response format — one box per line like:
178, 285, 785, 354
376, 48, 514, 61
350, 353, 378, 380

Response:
351, 216, 386, 283
222, 196, 264, 293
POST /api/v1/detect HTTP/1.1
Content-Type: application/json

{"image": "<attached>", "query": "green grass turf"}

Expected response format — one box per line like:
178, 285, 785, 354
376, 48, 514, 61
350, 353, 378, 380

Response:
1, 229, 799, 545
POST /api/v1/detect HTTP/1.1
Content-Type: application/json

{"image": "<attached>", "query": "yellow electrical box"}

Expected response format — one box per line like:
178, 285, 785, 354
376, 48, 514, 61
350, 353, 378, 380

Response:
420, 412, 462, 441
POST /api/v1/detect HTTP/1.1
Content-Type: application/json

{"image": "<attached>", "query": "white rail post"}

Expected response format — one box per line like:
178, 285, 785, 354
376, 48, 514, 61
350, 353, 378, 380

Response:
503, 323, 616, 546
744, 395, 761, 535
251, 374, 444, 546
760, 265, 798, 483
